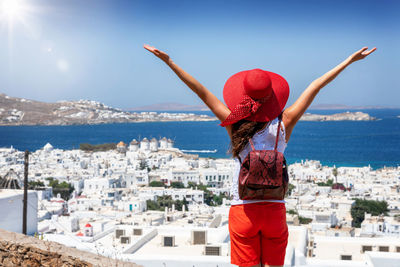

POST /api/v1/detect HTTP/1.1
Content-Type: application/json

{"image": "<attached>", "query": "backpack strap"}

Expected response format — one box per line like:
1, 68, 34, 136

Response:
274, 113, 283, 151
248, 138, 256, 151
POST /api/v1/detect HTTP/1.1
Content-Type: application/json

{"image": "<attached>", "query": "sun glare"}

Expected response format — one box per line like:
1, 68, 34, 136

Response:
2, 0, 21, 16
1, 0, 27, 22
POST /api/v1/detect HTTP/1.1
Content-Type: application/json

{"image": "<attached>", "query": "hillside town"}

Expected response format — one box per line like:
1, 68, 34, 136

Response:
1, 139, 400, 266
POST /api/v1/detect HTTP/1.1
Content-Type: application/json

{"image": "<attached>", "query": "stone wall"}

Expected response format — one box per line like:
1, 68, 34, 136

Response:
0, 228, 141, 267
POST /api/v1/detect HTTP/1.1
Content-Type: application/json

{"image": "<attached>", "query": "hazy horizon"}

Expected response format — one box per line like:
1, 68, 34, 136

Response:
0, 0, 399, 109
2, 92, 400, 111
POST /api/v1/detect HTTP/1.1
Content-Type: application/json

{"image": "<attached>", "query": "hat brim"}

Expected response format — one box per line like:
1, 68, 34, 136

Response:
223, 70, 289, 122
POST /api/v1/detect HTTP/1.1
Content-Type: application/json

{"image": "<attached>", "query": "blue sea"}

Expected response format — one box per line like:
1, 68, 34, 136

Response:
0, 109, 399, 169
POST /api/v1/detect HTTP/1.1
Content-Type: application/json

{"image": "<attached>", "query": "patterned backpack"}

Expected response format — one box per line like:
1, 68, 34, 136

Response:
238, 114, 289, 200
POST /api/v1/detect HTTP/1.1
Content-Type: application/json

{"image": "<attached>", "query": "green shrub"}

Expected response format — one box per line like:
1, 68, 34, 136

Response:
149, 181, 165, 187
287, 209, 298, 215
146, 195, 188, 211
171, 181, 185, 188
45, 177, 74, 200
79, 143, 116, 152
317, 179, 333, 186
299, 216, 312, 224
351, 199, 389, 228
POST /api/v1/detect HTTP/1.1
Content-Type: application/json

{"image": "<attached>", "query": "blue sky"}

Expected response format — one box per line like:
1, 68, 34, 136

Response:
0, 0, 399, 109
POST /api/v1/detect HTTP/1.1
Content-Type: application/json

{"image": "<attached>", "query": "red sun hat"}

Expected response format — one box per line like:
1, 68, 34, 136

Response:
220, 68, 289, 126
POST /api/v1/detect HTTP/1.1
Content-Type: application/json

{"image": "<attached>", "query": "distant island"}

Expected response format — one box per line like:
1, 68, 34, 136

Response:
0, 94, 217, 126
301, 111, 377, 121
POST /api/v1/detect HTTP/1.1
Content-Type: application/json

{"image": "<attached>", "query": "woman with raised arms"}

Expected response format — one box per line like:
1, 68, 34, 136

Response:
144, 44, 375, 267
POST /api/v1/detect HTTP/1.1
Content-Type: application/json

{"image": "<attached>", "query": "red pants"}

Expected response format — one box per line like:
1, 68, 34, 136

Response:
229, 202, 288, 266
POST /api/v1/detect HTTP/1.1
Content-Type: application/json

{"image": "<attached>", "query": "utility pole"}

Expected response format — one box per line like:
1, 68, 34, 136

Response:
23, 150, 29, 235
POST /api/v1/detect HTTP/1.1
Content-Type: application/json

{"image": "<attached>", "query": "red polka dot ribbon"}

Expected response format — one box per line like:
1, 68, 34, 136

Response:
220, 95, 267, 127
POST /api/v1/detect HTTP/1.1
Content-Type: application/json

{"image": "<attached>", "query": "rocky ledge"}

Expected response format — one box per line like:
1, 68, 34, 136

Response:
0, 94, 217, 126
301, 111, 377, 121
0, 228, 140, 267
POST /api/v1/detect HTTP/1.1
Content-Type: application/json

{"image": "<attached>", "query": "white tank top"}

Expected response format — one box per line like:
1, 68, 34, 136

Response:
230, 117, 288, 205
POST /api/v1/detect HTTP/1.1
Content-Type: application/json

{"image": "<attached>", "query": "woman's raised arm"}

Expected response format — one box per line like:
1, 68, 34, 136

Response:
283, 46, 376, 142
144, 44, 232, 136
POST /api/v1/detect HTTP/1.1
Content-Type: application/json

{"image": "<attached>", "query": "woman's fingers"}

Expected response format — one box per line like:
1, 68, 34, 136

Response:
143, 44, 157, 53
354, 47, 368, 55
144, 44, 166, 57
143, 44, 170, 63
349, 46, 377, 62
362, 47, 377, 56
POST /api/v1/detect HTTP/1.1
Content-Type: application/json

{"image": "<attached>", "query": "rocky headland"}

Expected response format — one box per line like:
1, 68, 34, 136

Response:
0, 94, 217, 126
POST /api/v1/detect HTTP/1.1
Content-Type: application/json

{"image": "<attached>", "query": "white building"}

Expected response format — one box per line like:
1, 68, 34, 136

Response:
149, 138, 158, 152
83, 177, 119, 195
140, 138, 150, 151
0, 189, 38, 235
310, 235, 400, 261
169, 169, 200, 187
129, 139, 139, 152
159, 137, 168, 149
200, 168, 232, 188
361, 213, 400, 237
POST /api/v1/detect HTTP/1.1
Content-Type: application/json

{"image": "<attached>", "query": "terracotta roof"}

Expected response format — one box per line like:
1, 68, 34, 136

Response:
117, 141, 126, 146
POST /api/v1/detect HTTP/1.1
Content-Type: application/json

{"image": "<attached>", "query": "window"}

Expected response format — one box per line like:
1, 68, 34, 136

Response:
362, 246, 372, 253
396, 246, 400, 253
379, 246, 389, 252
341, 255, 352, 260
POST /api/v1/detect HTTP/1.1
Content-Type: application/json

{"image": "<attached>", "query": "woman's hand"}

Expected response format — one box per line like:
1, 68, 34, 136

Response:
283, 46, 377, 142
143, 43, 232, 136
347, 47, 377, 63
144, 44, 171, 65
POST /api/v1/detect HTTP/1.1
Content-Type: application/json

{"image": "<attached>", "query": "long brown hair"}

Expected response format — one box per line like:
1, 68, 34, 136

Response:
230, 120, 269, 158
